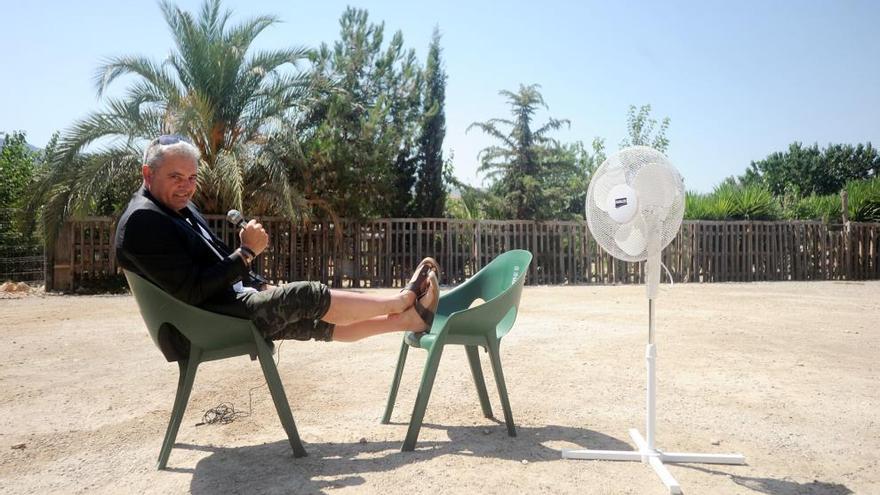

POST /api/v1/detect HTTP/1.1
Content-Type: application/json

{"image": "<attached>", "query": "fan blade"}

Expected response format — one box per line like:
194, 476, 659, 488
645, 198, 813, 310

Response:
633, 163, 677, 208
592, 166, 626, 212
614, 216, 647, 257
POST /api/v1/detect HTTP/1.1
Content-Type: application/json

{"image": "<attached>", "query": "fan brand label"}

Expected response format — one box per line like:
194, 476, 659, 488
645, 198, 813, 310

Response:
614, 197, 628, 208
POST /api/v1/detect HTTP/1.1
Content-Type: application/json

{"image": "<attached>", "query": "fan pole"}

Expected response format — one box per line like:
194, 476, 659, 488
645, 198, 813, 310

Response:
646, 299, 656, 454
562, 299, 746, 495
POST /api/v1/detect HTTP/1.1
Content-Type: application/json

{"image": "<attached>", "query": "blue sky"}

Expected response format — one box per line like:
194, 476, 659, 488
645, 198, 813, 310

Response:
2, 0, 878, 192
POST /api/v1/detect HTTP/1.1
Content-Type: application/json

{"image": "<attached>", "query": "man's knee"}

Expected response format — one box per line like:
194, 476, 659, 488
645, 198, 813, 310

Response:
280, 281, 331, 321
245, 281, 331, 336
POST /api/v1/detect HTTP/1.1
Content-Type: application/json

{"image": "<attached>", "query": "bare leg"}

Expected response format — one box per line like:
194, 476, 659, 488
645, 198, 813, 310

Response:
332, 314, 413, 342
322, 257, 439, 325
332, 277, 438, 342
322, 289, 415, 326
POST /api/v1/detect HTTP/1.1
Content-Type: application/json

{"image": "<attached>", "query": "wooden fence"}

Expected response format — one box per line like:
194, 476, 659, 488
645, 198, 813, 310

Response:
47, 218, 880, 291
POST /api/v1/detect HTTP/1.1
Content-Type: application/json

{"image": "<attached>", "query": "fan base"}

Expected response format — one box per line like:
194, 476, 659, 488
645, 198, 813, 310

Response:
562, 429, 745, 495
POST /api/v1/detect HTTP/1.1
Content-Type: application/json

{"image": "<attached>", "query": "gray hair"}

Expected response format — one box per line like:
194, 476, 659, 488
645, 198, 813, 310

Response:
143, 136, 201, 170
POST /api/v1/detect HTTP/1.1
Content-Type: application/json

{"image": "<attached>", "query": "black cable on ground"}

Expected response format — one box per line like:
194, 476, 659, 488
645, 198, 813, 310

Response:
197, 339, 285, 426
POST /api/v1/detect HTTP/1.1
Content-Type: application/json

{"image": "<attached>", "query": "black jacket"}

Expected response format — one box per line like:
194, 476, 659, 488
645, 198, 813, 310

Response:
115, 186, 259, 316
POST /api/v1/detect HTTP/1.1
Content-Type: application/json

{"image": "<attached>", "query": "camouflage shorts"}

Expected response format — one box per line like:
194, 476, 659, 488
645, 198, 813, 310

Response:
241, 281, 334, 342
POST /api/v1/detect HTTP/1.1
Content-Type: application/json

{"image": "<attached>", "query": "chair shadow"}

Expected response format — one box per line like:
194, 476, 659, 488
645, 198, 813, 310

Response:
679, 465, 853, 495
178, 423, 630, 494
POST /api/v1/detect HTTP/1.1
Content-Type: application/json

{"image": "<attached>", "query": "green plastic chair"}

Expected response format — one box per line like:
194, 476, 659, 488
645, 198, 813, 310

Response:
123, 270, 307, 469
382, 249, 533, 451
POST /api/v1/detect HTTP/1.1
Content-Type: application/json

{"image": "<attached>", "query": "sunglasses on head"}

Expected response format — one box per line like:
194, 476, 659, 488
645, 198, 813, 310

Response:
152, 134, 191, 145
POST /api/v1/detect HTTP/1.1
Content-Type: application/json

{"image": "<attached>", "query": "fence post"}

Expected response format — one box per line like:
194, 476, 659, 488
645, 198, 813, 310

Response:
474, 221, 482, 270
841, 190, 852, 279
51, 223, 73, 291
43, 237, 54, 290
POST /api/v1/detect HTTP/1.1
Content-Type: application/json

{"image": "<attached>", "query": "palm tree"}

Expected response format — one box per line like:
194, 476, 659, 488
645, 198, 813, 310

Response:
28, 0, 313, 242
467, 84, 571, 219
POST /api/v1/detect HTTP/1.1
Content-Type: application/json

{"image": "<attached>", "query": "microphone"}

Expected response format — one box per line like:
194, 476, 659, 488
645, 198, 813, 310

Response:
227, 209, 246, 229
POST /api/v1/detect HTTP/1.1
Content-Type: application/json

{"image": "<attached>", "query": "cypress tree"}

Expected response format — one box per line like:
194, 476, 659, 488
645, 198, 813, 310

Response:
413, 27, 447, 217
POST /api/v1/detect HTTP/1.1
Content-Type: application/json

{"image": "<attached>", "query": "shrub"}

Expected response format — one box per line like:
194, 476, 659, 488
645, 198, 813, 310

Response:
783, 194, 840, 222
685, 191, 719, 220
778, 177, 879, 222
733, 184, 780, 220
685, 184, 780, 220
846, 176, 880, 222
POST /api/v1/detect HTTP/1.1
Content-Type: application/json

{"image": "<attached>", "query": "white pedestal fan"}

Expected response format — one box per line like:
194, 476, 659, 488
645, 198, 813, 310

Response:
562, 146, 744, 494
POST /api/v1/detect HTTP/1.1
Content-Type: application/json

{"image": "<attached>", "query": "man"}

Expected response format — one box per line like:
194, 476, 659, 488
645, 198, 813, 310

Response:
115, 135, 439, 349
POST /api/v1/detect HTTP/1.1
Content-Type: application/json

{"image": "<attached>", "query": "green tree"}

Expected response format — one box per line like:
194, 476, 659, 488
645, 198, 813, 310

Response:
444, 184, 507, 220
468, 84, 574, 219
443, 156, 507, 220
619, 104, 670, 153
0, 132, 36, 211
28, 0, 313, 242
741, 142, 878, 197
0, 131, 39, 249
412, 27, 447, 217
290, 7, 423, 219
556, 137, 607, 219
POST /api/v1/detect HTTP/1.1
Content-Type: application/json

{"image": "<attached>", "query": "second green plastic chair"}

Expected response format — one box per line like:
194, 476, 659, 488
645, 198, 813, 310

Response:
124, 270, 307, 469
381, 249, 533, 451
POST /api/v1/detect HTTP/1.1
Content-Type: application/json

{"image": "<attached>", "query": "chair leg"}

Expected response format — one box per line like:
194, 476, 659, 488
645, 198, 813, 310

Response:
382, 339, 410, 424
402, 344, 444, 452
254, 332, 307, 458
465, 345, 493, 418
487, 340, 516, 437
157, 348, 201, 470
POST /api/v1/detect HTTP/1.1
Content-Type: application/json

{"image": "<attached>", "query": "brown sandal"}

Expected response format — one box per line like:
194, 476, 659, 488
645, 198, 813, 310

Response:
405, 272, 440, 346
401, 257, 440, 300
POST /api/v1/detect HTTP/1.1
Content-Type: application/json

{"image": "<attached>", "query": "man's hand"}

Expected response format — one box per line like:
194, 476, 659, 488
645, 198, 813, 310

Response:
239, 219, 269, 256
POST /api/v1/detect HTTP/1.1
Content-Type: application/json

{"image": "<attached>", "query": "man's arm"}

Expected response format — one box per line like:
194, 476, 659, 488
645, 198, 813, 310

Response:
121, 209, 249, 305
237, 218, 271, 289
188, 208, 267, 289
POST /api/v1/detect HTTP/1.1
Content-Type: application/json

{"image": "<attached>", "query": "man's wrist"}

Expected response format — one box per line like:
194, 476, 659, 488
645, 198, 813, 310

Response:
240, 245, 257, 259
237, 247, 255, 266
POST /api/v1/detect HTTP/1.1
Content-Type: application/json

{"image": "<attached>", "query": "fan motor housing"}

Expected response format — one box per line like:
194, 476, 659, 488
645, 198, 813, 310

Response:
606, 183, 638, 224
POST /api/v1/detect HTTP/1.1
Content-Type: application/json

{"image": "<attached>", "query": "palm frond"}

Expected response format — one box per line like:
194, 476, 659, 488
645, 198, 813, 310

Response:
94, 55, 181, 99
58, 98, 163, 160
224, 14, 279, 49
244, 47, 311, 76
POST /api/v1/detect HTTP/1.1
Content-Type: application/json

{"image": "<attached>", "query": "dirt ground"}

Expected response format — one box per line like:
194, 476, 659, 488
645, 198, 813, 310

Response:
1, 281, 878, 494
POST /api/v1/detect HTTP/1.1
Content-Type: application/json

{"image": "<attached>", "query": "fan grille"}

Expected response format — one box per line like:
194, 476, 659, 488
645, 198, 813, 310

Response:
586, 146, 685, 262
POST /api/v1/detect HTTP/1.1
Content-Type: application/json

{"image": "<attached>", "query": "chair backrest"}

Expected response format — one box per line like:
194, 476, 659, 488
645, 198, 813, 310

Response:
442, 250, 533, 339
124, 270, 256, 361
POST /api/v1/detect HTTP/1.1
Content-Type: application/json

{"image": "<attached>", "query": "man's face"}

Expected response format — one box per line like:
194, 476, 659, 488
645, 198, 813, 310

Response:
143, 152, 198, 212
